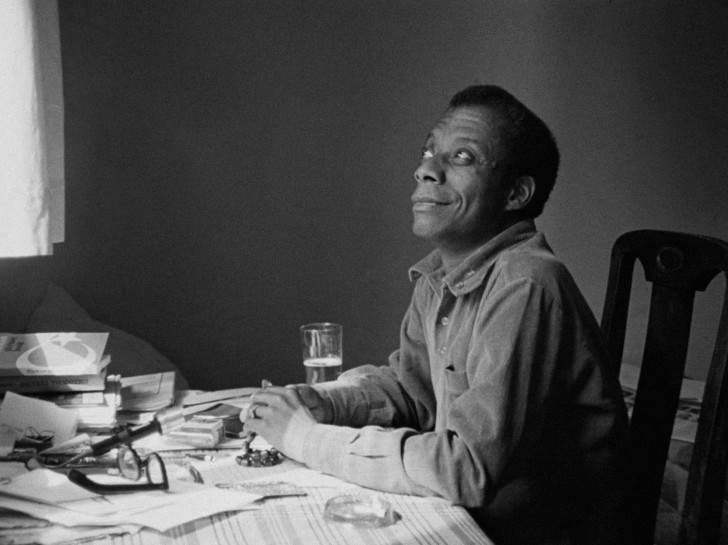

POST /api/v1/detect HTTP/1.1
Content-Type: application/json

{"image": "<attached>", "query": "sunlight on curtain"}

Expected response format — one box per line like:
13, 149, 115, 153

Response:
0, 0, 64, 257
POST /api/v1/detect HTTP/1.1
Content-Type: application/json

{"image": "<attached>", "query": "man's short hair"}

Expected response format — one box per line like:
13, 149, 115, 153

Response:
449, 85, 560, 219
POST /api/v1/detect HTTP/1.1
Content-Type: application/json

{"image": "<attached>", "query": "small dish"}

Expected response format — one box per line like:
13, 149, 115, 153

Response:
323, 493, 398, 528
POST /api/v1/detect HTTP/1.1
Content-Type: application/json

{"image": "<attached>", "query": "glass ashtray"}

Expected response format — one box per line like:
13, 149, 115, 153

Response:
323, 493, 398, 528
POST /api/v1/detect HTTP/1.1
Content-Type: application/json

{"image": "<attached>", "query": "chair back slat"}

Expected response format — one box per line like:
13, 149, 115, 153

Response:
682, 287, 728, 545
600, 230, 728, 545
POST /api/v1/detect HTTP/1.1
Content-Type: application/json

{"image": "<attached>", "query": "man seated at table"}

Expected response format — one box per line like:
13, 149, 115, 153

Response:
244, 84, 631, 545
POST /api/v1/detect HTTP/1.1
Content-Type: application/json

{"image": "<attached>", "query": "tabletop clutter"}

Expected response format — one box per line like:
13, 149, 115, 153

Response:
0, 332, 397, 544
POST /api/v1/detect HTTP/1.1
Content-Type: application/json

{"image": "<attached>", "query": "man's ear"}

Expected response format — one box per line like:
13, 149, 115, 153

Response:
505, 176, 535, 211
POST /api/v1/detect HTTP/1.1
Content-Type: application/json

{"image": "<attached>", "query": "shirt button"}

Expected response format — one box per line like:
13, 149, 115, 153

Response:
466, 270, 475, 277
441, 317, 449, 326
439, 346, 446, 355
455, 281, 464, 289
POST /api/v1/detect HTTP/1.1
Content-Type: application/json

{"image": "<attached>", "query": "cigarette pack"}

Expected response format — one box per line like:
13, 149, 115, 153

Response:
167, 417, 224, 448
192, 403, 244, 438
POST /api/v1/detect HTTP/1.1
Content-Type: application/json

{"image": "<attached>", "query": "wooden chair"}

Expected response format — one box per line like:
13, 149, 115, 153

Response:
600, 230, 728, 545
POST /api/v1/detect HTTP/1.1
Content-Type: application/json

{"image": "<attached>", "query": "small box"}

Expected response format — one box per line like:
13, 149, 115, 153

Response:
192, 403, 244, 438
167, 417, 224, 448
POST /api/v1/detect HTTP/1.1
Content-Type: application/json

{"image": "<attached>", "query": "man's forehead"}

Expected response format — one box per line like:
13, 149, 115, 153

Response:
428, 105, 498, 141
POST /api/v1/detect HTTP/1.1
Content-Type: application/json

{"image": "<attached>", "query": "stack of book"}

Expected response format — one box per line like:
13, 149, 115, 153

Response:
116, 371, 176, 426
0, 332, 119, 431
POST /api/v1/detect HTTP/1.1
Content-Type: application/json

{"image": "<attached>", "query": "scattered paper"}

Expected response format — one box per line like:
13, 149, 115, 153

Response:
0, 522, 138, 545
0, 469, 97, 504
0, 392, 78, 447
120, 372, 176, 412
117, 486, 260, 531
0, 494, 110, 527
196, 455, 362, 492
247, 467, 363, 490
0, 469, 262, 532
0, 427, 15, 456
176, 388, 257, 407
0, 462, 28, 481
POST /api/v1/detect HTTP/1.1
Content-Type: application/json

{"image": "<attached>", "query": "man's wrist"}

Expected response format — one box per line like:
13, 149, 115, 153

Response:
281, 420, 315, 463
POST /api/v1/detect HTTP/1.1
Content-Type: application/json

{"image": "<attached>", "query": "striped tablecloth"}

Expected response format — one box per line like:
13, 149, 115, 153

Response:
87, 456, 494, 545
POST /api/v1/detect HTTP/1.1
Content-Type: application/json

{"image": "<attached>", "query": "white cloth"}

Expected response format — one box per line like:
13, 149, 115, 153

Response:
0, 0, 64, 257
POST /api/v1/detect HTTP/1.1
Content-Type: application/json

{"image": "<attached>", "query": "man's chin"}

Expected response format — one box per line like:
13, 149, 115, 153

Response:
412, 220, 441, 242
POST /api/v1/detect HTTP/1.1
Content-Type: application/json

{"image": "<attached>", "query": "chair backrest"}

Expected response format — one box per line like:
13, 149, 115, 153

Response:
600, 230, 728, 545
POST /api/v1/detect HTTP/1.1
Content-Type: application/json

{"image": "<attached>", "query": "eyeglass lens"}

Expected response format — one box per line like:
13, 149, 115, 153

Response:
118, 446, 142, 480
145, 454, 166, 485
118, 446, 167, 486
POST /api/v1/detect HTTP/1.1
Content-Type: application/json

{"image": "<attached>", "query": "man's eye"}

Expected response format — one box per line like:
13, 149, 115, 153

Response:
421, 148, 434, 160
450, 150, 474, 165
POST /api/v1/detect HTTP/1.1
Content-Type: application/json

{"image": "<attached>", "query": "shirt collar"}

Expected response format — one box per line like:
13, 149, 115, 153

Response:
408, 220, 538, 297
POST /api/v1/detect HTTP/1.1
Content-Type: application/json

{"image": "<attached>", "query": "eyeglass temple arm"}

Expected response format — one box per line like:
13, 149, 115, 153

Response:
67, 469, 169, 494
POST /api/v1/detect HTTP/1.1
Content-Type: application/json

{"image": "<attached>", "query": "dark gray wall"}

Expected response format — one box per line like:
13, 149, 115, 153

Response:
53, 0, 728, 389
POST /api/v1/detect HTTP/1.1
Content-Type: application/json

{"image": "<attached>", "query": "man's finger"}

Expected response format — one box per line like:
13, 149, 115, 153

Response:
254, 388, 302, 409
251, 390, 281, 407
242, 417, 263, 435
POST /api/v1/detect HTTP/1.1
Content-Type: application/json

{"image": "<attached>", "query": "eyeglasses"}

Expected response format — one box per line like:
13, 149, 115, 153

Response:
67, 445, 169, 494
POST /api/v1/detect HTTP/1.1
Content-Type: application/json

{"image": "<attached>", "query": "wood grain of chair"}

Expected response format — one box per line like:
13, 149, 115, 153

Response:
600, 230, 728, 545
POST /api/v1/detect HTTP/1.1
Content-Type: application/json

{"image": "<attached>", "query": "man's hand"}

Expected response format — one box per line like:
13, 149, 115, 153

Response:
242, 386, 317, 462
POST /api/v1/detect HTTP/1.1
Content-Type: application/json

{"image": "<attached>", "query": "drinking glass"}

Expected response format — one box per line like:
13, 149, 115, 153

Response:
300, 323, 342, 385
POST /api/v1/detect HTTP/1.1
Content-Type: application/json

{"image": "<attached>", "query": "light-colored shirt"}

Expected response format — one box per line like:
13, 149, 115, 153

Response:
301, 220, 630, 545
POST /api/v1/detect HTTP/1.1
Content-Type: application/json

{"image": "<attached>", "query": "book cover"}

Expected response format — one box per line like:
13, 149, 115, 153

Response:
32, 390, 106, 406
0, 367, 108, 395
0, 333, 109, 376
30, 374, 121, 407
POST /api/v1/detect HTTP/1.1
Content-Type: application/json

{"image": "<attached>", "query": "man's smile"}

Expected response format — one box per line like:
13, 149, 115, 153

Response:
411, 195, 452, 211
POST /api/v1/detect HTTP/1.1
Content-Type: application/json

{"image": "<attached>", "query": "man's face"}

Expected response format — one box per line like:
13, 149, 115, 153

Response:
411, 105, 510, 255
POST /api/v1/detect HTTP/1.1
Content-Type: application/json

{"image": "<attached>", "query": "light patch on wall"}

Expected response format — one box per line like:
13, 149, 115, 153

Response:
0, 0, 63, 257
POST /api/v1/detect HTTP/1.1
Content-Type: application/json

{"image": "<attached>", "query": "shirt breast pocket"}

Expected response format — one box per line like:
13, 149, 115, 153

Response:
443, 366, 469, 403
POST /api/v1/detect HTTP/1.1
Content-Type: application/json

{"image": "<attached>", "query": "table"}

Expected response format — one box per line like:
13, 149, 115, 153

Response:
83, 457, 494, 545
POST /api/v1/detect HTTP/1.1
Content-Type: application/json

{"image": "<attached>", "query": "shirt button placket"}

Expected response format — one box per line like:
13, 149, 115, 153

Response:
438, 315, 448, 355
437, 287, 453, 359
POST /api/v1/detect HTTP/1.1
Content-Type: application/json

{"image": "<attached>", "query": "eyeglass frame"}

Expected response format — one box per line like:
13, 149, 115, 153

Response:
67, 444, 169, 495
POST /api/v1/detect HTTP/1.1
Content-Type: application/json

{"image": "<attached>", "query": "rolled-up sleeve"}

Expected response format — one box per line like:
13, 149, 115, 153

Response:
312, 296, 433, 430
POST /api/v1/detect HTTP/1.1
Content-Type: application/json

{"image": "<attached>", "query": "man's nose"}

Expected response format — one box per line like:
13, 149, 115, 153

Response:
414, 156, 444, 184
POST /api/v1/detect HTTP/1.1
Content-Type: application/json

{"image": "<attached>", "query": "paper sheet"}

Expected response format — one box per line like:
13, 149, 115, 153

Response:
0, 392, 78, 447
120, 372, 176, 411
0, 469, 262, 532
0, 469, 97, 504
176, 388, 257, 407
196, 456, 362, 491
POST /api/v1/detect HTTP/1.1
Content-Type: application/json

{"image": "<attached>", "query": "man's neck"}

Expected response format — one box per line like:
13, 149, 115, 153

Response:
440, 249, 473, 274
437, 217, 524, 273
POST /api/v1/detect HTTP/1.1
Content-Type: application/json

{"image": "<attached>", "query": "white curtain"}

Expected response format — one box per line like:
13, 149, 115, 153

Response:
0, 0, 64, 257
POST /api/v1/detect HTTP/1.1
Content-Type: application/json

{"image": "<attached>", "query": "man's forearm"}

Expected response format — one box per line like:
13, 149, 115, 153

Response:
313, 364, 415, 427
